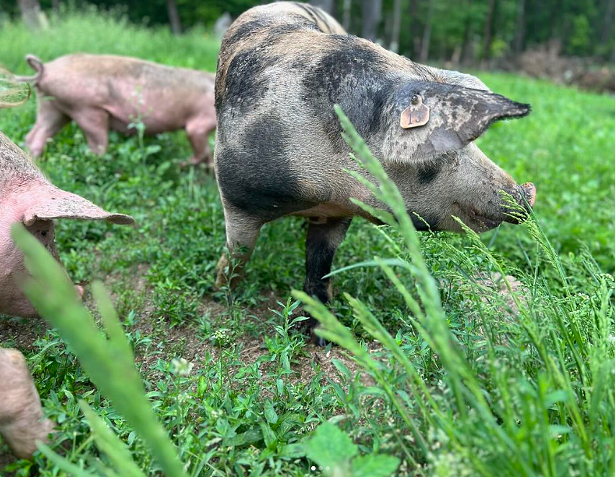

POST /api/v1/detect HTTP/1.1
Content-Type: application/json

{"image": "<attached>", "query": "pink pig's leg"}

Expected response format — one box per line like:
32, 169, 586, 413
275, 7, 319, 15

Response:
0, 348, 54, 459
184, 118, 216, 168
25, 101, 70, 158
72, 108, 109, 155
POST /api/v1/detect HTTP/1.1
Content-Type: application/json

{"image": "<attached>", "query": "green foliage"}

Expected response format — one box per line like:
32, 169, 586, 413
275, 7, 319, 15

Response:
568, 14, 592, 55
37, 401, 146, 477
476, 72, 615, 268
304, 423, 400, 477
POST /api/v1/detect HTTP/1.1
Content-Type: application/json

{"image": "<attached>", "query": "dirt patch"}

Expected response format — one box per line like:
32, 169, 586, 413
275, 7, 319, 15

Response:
0, 452, 15, 474
130, 293, 376, 391
0, 316, 50, 352
1, 260, 379, 389
293, 343, 377, 387
130, 298, 226, 378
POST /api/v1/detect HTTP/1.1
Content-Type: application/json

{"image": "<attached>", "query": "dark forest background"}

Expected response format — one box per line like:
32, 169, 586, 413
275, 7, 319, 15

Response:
3, 0, 615, 66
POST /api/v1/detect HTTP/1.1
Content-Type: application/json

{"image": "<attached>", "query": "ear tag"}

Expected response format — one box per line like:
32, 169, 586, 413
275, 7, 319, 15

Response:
400, 94, 430, 129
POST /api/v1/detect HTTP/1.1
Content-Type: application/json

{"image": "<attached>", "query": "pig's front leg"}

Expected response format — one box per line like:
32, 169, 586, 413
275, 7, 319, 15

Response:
304, 217, 352, 345
215, 206, 264, 289
0, 348, 54, 459
72, 108, 109, 155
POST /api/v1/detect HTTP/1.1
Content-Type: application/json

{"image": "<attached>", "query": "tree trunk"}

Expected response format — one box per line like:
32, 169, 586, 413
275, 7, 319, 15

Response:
390, 0, 402, 52
451, 45, 462, 65
342, 0, 352, 31
166, 0, 182, 35
602, 0, 615, 45
310, 0, 335, 15
460, 0, 474, 65
482, 0, 497, 61
419, 0, 433, 62
362, 0, 382, 42
409, 0, 422, 58
513, 0, 526, 53
548, 0, 562, 43
51, 0, 60, 12
18, 0, 48, 30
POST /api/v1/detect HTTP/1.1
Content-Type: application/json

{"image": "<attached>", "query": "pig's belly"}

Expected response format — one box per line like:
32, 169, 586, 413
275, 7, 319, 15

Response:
106, 108, 185, 136
108, 116, 134, 135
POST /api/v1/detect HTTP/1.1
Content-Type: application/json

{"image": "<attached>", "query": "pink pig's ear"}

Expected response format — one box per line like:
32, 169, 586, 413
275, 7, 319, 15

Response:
22, 185, 134, 226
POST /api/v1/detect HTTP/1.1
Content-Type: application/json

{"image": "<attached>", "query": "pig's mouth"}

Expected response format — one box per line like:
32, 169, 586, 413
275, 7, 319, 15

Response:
453, 182, 537, 232
452, 203, 504, 232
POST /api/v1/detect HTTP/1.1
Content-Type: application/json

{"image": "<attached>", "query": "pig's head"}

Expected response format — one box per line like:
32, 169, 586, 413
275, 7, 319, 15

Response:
378, 73, 535, 233
0, 132, 133, 318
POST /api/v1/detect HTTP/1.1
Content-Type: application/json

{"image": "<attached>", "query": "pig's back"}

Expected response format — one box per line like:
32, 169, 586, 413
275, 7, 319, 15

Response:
38, 54, 213, 130
216, 2, 344, 109
0, 132, 43, 198
40, 54, 212, 106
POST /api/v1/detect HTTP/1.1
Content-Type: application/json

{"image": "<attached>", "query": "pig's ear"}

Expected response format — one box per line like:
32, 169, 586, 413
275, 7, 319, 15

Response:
22, 185, 134, 226
391, 82, 530, 160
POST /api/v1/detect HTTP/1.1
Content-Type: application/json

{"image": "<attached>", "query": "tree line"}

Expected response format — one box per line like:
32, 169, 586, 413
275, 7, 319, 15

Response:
4, 0, 615, 63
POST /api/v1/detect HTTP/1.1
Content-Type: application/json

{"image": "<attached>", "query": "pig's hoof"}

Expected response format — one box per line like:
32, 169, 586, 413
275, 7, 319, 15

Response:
179, 157, 200, 168
305, 317, 329, 347
214, 273, 228, 290
214, 269, 242, 290
312, 333, 329, 347
214, 255, 245, 290
180, 157, 214, 172
214, 255, 232, 290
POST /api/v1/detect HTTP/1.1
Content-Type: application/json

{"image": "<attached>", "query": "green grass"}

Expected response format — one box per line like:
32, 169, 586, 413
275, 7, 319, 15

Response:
0, 7, 614, 477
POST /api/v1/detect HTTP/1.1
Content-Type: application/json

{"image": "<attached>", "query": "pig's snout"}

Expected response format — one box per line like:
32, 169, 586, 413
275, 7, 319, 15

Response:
522, 182, 536, 208
503, 182, 536, 224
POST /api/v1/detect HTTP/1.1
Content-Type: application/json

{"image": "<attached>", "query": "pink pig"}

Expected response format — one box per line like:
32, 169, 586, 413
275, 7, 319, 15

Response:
0, 348, 55, 459
17, 53, 217, 166
0, 129, 133, 458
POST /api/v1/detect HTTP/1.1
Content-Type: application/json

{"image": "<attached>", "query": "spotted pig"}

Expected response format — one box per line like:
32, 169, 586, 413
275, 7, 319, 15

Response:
214, 2, 536, 342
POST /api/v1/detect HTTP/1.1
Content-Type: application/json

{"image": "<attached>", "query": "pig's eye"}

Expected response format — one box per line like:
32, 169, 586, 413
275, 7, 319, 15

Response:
40, 230, 47, 237
411, 94, 420, 105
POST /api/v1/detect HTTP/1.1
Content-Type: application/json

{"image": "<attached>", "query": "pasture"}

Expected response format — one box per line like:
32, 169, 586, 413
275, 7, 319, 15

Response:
1, 7, 615, 477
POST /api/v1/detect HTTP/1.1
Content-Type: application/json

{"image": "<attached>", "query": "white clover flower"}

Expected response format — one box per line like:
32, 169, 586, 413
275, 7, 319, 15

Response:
171, 357, 194, 376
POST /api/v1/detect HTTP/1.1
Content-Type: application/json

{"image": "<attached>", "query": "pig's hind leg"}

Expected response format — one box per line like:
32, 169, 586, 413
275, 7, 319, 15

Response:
215, 206, 264, 289
304, 217, 352, 345
72, 108, 109, 155
184, 117, 216, 168
25, 100, 70, 157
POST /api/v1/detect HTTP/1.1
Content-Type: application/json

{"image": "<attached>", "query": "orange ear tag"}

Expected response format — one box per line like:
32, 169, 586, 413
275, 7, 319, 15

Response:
400, 95, 430, 129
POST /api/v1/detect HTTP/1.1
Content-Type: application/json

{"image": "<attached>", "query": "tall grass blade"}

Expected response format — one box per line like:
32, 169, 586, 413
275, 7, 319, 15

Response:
11, 223, 188, 477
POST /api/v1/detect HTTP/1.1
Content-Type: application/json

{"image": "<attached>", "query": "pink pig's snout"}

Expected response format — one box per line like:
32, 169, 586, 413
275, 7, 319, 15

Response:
502, 182, 536, 225
522, 182, 536, 208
